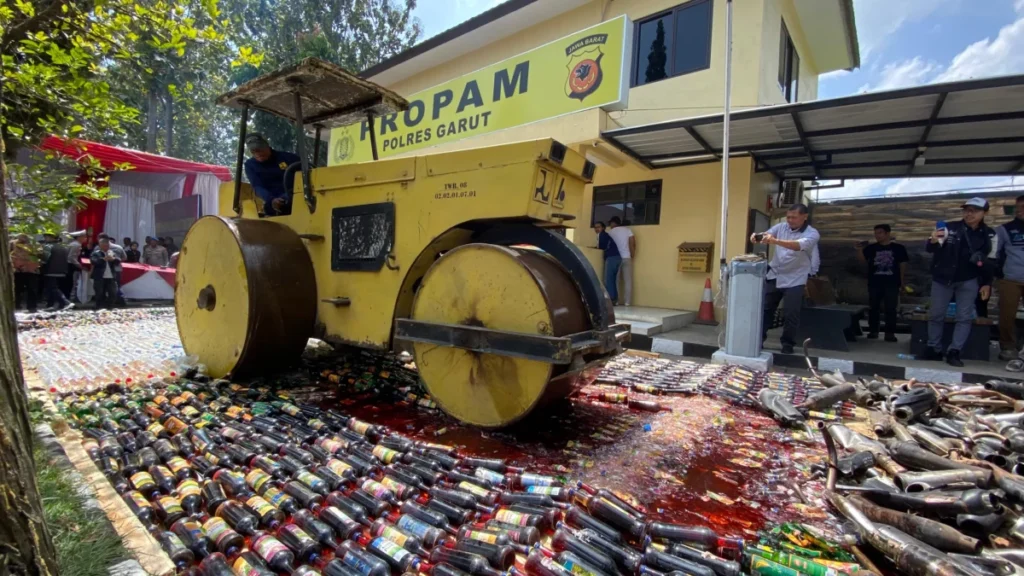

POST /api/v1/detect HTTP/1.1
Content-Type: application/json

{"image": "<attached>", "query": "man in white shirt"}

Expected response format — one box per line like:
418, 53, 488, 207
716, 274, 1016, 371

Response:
750, 204, 820, 354
607, 217, 636, 306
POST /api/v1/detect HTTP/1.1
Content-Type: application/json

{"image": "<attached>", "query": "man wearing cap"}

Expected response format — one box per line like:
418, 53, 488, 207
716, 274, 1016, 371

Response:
924, 197, 995, 367
243, 133, 301, 216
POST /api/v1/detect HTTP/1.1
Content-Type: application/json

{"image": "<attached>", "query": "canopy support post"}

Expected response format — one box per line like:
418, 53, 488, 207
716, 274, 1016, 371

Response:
367, 112, 379, 161
312, 124, 323, 167
292, 90, 316, 214
232, 102, 250, 216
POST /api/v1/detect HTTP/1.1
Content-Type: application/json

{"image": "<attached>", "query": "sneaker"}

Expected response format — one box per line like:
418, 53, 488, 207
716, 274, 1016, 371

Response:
946, 349, 964, 368
922, 348, 944, 361
1000, 349, 1018, 361
884, 334, 898, 343
866, 332, 879, 339
780, 343, 795, 354
62, 302, 75, 311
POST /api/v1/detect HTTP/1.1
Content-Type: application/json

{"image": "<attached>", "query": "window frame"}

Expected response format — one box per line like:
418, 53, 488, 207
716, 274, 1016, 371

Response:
590, 179, 663, 227
631, 0, 715, 88
778, 20, 800, 103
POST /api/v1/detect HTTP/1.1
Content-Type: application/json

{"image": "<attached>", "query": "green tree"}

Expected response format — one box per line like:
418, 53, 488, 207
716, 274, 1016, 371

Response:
0, 0, 257, 572
646, 19, 668, 83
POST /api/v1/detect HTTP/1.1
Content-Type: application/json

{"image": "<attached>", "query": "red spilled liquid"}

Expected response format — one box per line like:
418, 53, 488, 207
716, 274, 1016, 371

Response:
321, 381, 830, 538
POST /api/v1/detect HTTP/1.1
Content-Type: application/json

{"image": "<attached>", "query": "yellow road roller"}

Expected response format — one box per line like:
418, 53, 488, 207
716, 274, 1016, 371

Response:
175, 58, 628, 428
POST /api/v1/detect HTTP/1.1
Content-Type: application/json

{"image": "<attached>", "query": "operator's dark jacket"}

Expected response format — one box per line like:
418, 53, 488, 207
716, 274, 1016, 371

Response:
925, 220, 993, 287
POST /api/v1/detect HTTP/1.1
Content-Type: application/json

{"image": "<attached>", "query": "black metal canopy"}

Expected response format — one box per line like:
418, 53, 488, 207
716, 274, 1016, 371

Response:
602, 74, 1024, 180
217, 58, 409, 129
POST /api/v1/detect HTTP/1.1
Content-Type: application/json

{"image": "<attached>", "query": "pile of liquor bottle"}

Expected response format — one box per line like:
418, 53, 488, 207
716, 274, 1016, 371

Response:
58, 375, 861, 576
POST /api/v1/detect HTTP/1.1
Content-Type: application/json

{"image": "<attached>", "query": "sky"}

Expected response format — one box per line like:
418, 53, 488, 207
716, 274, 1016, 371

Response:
411, 0, 1024, 201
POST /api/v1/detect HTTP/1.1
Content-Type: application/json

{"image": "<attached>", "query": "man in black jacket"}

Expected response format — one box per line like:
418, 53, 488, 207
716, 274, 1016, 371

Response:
40, 233, 73, 311
924, 197, 994, 367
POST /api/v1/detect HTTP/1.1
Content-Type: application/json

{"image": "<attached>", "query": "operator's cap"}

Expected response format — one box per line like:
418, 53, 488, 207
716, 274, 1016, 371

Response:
961, 197, 990, 211
245, 133, 270, 152
69, 229, 87, 238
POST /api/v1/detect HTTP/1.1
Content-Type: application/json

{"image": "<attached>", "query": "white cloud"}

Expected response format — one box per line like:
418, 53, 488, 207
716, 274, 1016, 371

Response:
933, 17, 1024, 82
1017, 0, 1024, 14
857, 57, 942, 92
815, 177, 1024, 202
853, 0, 950, 60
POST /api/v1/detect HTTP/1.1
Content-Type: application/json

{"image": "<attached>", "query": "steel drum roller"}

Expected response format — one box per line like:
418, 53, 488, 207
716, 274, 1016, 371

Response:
411, 243, 589, 428
175, 216, 317, 378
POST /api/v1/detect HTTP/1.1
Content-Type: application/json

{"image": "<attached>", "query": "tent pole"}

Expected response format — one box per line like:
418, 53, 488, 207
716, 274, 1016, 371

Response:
718, 0, 734, 301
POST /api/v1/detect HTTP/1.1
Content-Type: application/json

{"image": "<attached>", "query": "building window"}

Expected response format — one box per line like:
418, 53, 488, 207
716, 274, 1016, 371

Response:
632, 0, 713, 87
778, 20, 800, 102
591, 180, 662, 226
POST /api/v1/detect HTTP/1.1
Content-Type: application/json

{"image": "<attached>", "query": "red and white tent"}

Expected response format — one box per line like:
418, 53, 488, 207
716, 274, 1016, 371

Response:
40, 137, 231, 300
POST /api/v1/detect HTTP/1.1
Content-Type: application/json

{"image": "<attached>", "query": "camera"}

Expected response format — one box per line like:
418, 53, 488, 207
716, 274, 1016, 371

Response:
753, 233, 765, 243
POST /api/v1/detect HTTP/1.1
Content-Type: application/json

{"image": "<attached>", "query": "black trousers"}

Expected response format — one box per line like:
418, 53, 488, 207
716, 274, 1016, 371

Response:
868, 280, 899, 336
44, 276, 70, 308
762, 279, 804, 346
14, 272, 39, 311
95, 278, 118, 309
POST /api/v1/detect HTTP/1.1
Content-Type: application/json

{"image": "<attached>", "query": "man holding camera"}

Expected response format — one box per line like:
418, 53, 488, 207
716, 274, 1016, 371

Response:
924, 197, 994, 367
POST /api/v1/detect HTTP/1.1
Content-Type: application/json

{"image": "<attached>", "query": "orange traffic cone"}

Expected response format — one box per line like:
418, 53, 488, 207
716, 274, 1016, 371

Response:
694, 278, 719, 326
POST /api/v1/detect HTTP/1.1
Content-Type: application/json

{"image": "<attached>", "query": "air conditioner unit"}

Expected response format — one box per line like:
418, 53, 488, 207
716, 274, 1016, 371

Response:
779, 179, 804, 207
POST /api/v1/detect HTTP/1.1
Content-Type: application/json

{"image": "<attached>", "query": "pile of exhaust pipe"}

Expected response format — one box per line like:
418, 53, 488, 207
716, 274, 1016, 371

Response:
753, 340, 1024, 576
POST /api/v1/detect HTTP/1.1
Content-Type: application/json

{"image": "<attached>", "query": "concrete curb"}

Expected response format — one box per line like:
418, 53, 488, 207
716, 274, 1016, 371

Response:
637, 336, 1022, 383
34, 423, 148, 576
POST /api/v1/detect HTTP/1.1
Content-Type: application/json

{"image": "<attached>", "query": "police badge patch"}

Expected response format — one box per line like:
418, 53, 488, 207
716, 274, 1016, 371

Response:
565, 33, 608, 101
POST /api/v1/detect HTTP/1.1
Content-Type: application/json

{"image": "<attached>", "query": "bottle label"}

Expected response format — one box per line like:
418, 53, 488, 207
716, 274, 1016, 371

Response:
253, 534, 289, 563
562, 558, 600, 576
343, 551, 376, 576
170, 396, 187, 407
153, 395, 169, 406
474, 467, 504, 484
397, 515, 430, 538
129, 491, 151, 509
82, 439, 99, 453
362, 479, 393, 500
105, 457, 121, 473
181, 406, 200, 418
233, 557, 263, 576
147, 423, 166, 436
158, 496, 183, 516
372, 445, 399, 464
377, 525, 410, 547
526, 486, 561, 495
221, 427, 244, 441
349, 419, 371, 435
246, 469, 271, 493
519, 473, 556, 487
246, 496, 277, 518
297, 471, 323, 489
466, 529, 498, 544
225, 405, 245, 419
167, 457, 189, 476
495, 509, 529, 526
177, 479, 201, 498
308, 419, 328, 431
283, 524, 315, 545
182, 520, 204, 540
165, 417, 189, 435
279, 403, 301, 416
372, 537, 411, 562
458, 481, 490, 497
203, 517, 236, 547
264, 487, 294, 509
750, 555, 802, 576
317, 438, 344, 454
327, 459, 353, 477
379, 476, 408, 497
131, 472, 155, 490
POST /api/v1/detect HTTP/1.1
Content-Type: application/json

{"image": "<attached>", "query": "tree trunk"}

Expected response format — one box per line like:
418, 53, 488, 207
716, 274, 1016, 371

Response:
163, 91, 173, 156
146, 87, 159, 152
0, 137, 60, 574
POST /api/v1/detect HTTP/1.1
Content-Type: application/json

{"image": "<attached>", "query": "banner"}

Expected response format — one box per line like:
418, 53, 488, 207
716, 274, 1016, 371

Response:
329, 16, 631, 165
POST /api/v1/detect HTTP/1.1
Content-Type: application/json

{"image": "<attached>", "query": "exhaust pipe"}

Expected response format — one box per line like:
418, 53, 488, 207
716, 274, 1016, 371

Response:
798, 383, 858, 411
909, 424, 957, 456
955, 512, 1006, 534
860, 488, 1005, 517
884, 440, 986, 472
848, 495, 980, 553
895, 469, 992, 493
827, 492, 983, 576
757, 389, 805, 428
985, 380, 1024, 400
892, 388, 939, 423
830, 424, 906, 476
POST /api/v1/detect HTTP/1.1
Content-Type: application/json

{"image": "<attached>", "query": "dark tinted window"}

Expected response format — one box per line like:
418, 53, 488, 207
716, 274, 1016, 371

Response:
673, 1, 713, 75
779, 20, 800, 102
592, 181, 662, 226
635, 15, 673, 85
633, 1, 713, 87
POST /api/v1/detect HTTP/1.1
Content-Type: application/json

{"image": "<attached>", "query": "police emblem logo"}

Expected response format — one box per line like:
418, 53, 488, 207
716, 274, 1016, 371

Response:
333, 134, 354, 163
278, 162, 288, 170
565, 33, 608, 101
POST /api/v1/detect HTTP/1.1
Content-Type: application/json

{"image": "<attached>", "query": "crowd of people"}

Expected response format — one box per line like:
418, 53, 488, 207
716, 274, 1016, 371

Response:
11, 231, 179, 312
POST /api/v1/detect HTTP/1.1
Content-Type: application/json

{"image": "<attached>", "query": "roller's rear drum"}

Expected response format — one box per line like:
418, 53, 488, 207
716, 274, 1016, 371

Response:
175, 216, 317, 378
